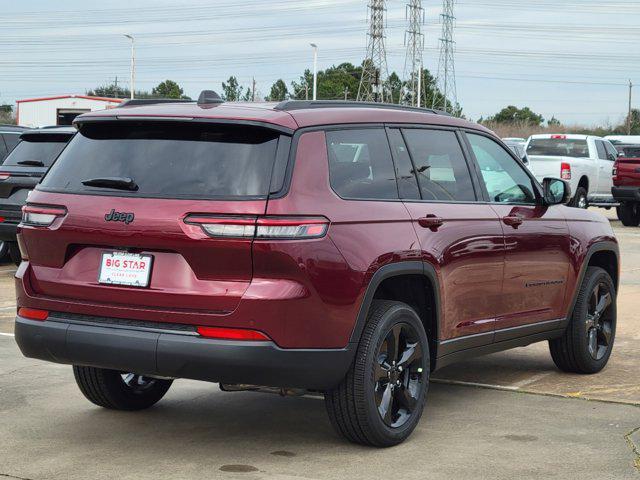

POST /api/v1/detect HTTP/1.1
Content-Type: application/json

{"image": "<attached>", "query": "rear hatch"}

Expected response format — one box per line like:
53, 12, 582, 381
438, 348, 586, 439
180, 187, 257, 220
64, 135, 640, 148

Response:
614, 156, 640, 186
0, 131, 72, 226
19, 121, 291, 316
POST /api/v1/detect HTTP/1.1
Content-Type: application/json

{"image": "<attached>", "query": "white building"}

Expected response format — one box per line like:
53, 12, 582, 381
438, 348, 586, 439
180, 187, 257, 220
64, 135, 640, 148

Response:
16, 95, 123, 128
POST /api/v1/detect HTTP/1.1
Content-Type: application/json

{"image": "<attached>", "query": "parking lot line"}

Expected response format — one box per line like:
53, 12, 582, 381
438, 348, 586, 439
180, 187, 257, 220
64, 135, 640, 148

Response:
0, 332, 15, 337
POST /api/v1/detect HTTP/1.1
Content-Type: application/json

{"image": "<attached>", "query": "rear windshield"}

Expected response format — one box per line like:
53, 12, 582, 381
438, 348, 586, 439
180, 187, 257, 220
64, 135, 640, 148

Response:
3, 136, 69, 167
39, 123, 286, 199
526, 138, 589, 158
618, 146, 640, 157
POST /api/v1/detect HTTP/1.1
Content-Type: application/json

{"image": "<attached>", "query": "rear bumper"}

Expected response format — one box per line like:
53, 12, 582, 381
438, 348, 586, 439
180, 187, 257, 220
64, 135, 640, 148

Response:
14, 315, 354, 390
612, 186, 640, 202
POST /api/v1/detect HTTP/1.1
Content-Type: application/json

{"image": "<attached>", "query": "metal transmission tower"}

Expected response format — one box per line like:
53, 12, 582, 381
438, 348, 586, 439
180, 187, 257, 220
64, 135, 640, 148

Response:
403, 0, 425, 107
358, 0, 391, 103
432, 0, 457, 114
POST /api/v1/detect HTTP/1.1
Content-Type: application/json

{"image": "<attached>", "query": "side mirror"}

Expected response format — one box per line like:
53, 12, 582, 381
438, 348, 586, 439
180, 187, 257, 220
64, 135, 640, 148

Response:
521, 154, 529, 165
543, 178, 571, 206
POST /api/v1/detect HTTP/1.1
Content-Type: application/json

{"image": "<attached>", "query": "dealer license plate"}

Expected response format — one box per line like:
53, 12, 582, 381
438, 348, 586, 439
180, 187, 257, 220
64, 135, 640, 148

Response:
98, 251, 153, 288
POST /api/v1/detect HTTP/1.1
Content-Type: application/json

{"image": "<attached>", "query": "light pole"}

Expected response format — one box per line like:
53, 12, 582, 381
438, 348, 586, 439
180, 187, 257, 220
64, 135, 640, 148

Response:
124, 34, 135, 100
310, 43, 318, 101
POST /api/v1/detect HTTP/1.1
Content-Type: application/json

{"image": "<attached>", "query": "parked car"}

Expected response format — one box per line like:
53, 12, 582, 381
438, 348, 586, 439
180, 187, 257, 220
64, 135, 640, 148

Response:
525, 134, 618, 208
612, 146, 640, 226
0, 127, 74, 263
0, 124, 29, 163
15, 96, 619, 447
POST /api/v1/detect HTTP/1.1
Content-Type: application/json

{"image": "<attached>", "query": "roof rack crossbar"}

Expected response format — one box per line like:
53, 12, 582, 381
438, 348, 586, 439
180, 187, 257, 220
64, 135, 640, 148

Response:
273, 100, 449, 116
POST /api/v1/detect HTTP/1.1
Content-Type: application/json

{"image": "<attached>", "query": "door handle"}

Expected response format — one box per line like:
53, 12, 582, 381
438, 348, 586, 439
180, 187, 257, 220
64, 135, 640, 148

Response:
502, 215, 524, 229
418, 215, 444, 231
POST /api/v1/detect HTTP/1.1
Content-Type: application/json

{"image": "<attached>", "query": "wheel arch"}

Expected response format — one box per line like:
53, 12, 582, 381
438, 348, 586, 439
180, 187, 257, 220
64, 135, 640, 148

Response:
578, 176, 589, 192
568, 241, 620, 317
348, 261, 441, 367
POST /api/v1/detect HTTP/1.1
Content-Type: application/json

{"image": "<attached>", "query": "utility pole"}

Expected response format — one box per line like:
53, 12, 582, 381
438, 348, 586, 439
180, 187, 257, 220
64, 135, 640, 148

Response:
114, 76, 119, 99
252, 77, 256, 102
403, 0, 425, 107
417, 62, 422, 108
358, 0, 390, 103
310, 44, 318, 101
628, 80, 633, 135
432, 0, 457, 114
344, 87, 350, 100
124, 34, 135, 100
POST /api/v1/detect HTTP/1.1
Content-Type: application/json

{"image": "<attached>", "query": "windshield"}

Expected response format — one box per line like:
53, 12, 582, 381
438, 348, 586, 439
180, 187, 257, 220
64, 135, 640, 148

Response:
3, 137, 69, 167
39, 122, 285, 199
526, 138, 589, 158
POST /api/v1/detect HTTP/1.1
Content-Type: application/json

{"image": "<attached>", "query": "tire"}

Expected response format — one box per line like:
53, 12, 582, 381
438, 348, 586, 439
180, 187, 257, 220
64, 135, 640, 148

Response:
8, 242, 21, 266
324, 301, 430, 447
616, 202, 640, 227
571, 187, 588, 209
0, 241, 8, 261
73, 366, 173, 411
549, 267, 616, 374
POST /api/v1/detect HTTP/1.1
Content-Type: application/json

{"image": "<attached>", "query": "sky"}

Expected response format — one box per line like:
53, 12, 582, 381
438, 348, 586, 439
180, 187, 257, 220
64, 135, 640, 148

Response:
1, 0, 639, 125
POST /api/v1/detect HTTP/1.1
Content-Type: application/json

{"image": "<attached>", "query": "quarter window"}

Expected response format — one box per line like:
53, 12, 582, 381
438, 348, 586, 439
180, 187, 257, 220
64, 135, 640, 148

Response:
467, 133, 538, 205
326, 129, 398, 200
401, 129, 476, 202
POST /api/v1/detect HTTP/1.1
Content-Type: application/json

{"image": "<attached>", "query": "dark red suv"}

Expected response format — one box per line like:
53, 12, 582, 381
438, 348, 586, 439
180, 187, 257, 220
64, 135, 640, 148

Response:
14, 94, 619, 446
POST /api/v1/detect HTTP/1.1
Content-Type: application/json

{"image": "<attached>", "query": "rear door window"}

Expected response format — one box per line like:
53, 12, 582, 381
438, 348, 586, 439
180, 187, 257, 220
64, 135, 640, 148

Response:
401, 129, 476, 202
326, 128, 398, 200
595, 141, 607, 160
603, 141, 618, 161
3, 135, 69, 167
40, 123, 286, 199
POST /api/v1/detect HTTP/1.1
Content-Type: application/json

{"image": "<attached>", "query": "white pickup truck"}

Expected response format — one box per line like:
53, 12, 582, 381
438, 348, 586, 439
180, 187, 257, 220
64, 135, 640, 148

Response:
525, 134, 618, 208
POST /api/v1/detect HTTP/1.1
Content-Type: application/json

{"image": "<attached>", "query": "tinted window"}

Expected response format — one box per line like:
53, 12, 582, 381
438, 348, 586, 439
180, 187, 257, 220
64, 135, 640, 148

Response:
387, 129, 420, 200
468, 133, 537, 205
326, 128, 398, 200
619, 145, 640, 157
3, 136, 69, 167
41, 123, 283, 199
527, 138, 589, 158
401, 129, 475, 202
595, 141, 607, 160
0, 136, 7, 160
3, 133, 21, 152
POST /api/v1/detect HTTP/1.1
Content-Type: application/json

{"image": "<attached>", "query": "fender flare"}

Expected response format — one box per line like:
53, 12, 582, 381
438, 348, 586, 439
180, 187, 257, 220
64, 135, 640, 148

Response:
347, 261, 441, 346
567, 240, 620, 319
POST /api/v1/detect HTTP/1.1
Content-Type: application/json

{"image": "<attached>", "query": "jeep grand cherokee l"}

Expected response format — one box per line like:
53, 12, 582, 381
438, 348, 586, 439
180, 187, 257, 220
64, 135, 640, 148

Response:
15, 94, 619, 447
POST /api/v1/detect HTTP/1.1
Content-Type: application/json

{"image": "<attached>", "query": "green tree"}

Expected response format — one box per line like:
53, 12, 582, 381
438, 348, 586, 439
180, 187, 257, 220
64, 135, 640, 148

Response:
151, 80, 190, 99
548, 116, 561, 127
221, 76, 246, 101
488, 105, 544, 126
266, 79, 289, 101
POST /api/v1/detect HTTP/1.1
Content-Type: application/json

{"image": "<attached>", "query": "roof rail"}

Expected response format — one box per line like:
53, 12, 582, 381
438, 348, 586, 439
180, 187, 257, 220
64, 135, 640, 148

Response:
117, 98, 193, 108
197, 90, 224, 106
273, 100, 449, 116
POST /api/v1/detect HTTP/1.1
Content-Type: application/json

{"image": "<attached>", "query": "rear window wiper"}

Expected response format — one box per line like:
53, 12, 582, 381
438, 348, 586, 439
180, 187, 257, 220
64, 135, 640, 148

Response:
81, 177, 139, 191
17, 160, 45, 167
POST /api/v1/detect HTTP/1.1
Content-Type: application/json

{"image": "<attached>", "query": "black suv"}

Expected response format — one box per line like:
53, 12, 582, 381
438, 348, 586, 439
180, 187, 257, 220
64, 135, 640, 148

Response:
0, 127, 74, 263
0, 125, 29, 163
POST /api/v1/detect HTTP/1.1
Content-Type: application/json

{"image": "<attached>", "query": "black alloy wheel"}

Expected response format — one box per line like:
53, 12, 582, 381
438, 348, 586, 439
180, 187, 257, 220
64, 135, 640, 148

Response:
549, 266, 616, 374
584, 282, 614, 361
325, 301, 430, 447
375, 323, 425, 428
